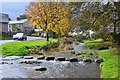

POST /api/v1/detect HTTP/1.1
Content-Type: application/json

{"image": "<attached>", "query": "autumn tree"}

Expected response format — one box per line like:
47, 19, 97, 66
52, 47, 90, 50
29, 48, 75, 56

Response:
26, 2, 70, 41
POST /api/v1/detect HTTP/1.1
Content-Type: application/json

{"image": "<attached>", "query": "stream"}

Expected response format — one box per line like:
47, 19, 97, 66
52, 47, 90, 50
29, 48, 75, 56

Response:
0, 43, 100, 78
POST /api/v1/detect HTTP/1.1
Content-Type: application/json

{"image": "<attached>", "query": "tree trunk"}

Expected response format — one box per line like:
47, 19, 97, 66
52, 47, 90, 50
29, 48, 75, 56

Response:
58, 33, 61, 42
52, 32, 56, 38
46, 33, 49, 42
113, 22, 116, 34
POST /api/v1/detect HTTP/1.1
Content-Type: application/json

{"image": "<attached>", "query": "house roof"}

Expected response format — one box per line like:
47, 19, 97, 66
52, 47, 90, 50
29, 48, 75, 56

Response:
9, 19, 28, 24
0, 13, 9, 23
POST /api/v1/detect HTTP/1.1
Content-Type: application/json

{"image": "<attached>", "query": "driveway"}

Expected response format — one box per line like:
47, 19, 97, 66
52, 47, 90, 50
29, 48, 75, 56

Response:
0, 36, 45, 45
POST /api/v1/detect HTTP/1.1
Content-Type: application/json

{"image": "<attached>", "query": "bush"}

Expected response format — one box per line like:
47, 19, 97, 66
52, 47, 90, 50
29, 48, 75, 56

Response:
64, 44, 73, 50
59, 37, 74, 50
59, 43, 65, 50
62, 37, 73, 44
74, 34, 87, 42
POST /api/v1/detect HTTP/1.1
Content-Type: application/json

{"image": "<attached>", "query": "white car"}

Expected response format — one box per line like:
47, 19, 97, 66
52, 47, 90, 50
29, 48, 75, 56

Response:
13, 33, 27, 40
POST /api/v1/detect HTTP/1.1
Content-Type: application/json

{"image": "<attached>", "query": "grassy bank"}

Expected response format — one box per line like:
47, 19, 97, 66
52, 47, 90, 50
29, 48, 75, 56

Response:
84, 39, 103, 49
1, 38, 58, 56
84, 39, 112, 50
84, 39, 119, 78
98, 48, 119, 78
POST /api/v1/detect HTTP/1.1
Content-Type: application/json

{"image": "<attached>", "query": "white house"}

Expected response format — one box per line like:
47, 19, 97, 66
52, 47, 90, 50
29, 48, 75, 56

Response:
8, 19, 34, 35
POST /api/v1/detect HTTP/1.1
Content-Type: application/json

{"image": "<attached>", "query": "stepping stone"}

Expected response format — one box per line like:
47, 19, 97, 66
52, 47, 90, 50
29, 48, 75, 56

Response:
37, 56, 45, 60
98, 47, 109, 50
35, 67, 47, 71
95, 59, 104, 63
24, 56, 34, 59
69, 58, 79, 62
83, 59, 92, 63
1, 61, 8, 64
56, 57, 66, 61
2, 56, 21, 61
20, 60, 42, 64
46, 56, 55, 61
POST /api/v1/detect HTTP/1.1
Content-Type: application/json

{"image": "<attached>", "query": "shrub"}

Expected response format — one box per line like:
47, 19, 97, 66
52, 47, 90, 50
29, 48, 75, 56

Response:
62, 37, 73, 44
74, 34, 87, 42
59, 43, 65, 50
64, 44, 73, 50
58, 37, 74, 50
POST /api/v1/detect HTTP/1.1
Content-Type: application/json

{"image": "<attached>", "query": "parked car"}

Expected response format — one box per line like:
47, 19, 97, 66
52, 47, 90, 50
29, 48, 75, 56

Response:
13, 33, 27, 40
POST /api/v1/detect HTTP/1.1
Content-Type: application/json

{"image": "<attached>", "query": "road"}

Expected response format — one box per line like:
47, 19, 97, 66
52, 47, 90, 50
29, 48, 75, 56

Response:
0, 36, 45, 45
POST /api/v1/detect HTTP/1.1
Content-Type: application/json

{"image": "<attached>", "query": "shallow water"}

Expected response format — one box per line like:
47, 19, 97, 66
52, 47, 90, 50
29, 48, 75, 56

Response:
1, 56, 100, 78
1, 43, 100, 78
25, 61, 100, 78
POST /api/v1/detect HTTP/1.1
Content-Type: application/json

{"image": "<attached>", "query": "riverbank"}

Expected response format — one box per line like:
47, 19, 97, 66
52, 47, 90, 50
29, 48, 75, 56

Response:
84, 39, 119, 79
1, 38, 58, 57
98, 48, 119, 78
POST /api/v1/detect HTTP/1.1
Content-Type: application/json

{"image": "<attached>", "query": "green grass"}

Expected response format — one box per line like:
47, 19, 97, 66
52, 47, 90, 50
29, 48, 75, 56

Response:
0, 36, 12, 40
84, 39, 103, 49
84, 39, 112, 50
1, 38, 58, 56
84, 39, 119, 78
84, 38, 103, 43
98, 48, 119, 78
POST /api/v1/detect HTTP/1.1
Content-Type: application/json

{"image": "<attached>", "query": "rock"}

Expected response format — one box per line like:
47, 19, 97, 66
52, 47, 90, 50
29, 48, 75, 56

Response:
24, 60, 42, 64
75, 42, 79, 45
2, 56, 21, 61
71, 51, 76, 54
46, 56, 55, 61
89, 53, 93, 55
76, 53, 81, 55
83, 59, 92, 63
21, 56, 24, 58
38, 52, 43, 55
24, 56, 34, 59
2, 61, 8, 64
98, 47, 109, 50
56, 57, 66, 61
95, 59, 104, 63
37, 56, 45, 60
19, 61, 25, 64
35, 67, 47, 71
69, 58, 79, 62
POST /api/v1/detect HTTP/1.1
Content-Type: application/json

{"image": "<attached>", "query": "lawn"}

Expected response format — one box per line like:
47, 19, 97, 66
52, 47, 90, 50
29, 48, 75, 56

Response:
98, 48, 119, 78
1, 38, 58, 56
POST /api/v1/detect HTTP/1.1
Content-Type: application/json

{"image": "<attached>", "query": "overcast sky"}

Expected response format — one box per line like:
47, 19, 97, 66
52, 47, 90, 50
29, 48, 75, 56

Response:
1, 2, 29, 20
